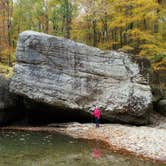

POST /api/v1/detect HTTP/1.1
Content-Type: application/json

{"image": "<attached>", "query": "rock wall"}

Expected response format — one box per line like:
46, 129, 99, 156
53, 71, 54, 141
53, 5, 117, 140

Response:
0, 75, 21, 125
10, 31, 152, 124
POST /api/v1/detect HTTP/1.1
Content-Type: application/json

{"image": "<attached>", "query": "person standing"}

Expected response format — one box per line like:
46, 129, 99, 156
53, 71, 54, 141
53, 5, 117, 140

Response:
93, 106, 101, 128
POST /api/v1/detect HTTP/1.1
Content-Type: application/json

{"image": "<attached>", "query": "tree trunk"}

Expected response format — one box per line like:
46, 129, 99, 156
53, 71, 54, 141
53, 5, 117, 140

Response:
43, 0, 49, 33
6, 0, 13, 66
65, 0, 71, 39
120, 28, 123, 47
92, 19, 97, 47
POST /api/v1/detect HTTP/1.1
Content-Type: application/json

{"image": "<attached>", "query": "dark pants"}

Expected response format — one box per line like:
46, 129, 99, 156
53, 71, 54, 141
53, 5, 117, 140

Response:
95, 117, 100, 127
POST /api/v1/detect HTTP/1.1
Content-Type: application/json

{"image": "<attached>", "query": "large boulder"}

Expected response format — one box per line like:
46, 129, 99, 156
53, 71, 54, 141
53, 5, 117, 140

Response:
10, 31, 152, 125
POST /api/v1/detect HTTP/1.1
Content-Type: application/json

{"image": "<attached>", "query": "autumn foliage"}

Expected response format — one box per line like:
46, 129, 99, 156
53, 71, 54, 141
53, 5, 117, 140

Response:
0, 0, 165, 92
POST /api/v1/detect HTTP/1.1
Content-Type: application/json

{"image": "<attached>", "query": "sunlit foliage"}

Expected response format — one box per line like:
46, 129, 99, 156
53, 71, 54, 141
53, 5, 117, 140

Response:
0, 0, 165, 81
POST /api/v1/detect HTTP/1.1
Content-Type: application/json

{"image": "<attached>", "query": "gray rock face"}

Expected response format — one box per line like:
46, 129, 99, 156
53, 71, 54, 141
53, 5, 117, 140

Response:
10, 31, 152, 124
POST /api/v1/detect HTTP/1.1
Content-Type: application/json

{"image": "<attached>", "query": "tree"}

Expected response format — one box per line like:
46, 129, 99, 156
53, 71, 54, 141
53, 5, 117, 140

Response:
0, 0, 13, 66
49, 0, 75, 38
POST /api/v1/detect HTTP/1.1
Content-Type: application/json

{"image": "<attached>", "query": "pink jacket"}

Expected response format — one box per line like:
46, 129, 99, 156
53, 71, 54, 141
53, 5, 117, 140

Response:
93, 108, 101, 119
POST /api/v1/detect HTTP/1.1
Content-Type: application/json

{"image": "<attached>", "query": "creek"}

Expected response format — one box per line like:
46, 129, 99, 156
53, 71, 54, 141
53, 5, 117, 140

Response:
0, 130, 165, 166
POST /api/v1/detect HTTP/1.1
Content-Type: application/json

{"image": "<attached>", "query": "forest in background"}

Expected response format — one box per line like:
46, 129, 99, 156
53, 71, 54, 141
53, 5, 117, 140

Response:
0, 0, 166, 95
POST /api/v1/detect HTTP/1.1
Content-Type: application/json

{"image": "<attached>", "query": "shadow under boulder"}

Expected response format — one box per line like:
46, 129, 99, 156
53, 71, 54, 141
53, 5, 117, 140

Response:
21, 98, 93, 125
0, 76, 24, 126
157, 99, 166, 116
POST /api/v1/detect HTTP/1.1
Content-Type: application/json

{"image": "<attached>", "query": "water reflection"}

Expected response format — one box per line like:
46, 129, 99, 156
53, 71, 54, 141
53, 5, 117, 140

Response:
92, 148, 101, 159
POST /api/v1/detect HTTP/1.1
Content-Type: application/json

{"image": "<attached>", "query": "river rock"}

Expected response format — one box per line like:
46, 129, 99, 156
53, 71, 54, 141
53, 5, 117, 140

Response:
10, 31, 152, 125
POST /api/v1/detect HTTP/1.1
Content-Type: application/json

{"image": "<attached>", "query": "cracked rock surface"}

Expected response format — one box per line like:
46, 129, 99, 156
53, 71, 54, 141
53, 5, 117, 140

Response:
10, 31, 152, 124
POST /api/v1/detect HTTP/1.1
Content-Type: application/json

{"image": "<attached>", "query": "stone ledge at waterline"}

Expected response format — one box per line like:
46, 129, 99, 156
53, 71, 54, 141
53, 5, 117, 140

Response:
10, 31, 152, 125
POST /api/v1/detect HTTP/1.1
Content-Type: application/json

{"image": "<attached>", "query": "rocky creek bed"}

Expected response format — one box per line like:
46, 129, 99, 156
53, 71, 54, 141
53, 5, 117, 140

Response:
1, 117, 166, 165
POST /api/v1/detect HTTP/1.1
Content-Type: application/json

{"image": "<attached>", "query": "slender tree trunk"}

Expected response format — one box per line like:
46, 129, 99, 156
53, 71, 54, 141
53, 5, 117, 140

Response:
111, 29, 115, 49
6, 0, 13, 66
101, 12, 108, 42
43, 0, 49, 33
45, 14, 49, 33
66, 15, 71, 39
92, 18, 97, 47
65, 0, 71, 39
157, 0, 163, 4
114, 29, 118, 49
143, 18, 147, 30
120, 27, 123, 47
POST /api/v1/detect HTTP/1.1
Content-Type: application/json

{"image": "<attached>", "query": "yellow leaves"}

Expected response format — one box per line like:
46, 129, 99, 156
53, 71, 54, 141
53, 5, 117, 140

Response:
0, 63, 13, 78
71, 29, 86, 41
127, 29, 156, 43
152, 58, 166, 72
97, 22, 103, 29
140, 44, 166, 52
98, 41, 113, 50
139, 44, 166, 73
125, 16, 142, 24
127, 29, 143, 41
139, 44, 158, 58
2, 47, 11, 55
140, 44, 159, 52
132, 0, 159, 13
119, 45, 134, 53
145, 11, 158, 21
48, 0, 59, 7
139, 44, 166, 57
109, 18, 126, 29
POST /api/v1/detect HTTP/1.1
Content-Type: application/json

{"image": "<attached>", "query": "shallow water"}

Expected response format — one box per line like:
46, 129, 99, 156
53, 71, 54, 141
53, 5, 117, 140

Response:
0, 131, 165, 166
